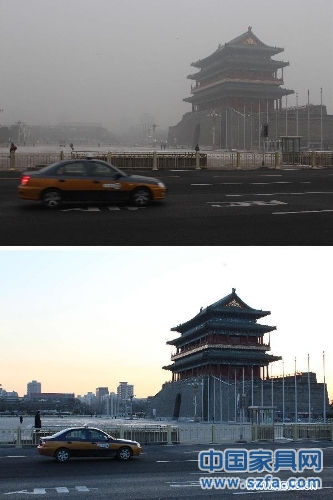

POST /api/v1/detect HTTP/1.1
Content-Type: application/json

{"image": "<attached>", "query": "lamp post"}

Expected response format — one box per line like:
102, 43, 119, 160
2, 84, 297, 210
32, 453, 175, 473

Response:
188, 379, 201, 421
129, 393, 135, 419
207, 111, 219, 150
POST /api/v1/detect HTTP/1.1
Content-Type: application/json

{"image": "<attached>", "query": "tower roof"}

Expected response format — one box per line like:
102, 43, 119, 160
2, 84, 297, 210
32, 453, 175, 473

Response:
171, 288, 272, 334
191, 27, 284, 69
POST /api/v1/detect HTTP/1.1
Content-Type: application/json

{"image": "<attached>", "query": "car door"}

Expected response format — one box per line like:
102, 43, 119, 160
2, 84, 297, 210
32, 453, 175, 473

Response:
84, 429, 112, 457
62, 429, 89, 457
52, 162, 91, 201
86, 161, 128, 203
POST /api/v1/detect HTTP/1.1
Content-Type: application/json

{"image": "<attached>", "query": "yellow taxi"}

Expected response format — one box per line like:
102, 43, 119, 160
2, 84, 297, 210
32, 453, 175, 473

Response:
37, 426, 142, 462
18, 159, 167, 208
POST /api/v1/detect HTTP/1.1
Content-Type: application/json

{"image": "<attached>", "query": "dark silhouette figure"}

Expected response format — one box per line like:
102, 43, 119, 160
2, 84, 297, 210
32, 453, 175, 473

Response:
34, 411, 41, 429
10, 143, 17, 153
19, 415, 23, 424
195, 144, 200, 152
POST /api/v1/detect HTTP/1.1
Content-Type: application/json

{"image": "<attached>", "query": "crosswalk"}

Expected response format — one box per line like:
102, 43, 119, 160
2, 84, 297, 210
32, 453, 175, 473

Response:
5, 486, 97, 495
61, 206, 145, 212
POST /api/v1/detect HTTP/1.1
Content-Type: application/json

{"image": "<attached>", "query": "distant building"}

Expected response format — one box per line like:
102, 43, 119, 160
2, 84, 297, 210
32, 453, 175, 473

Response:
104, 392, 120, 417
0, 387, 19, 402
96, 387, 109, 401
117, 382, 134, 401
27, 380, 41, 396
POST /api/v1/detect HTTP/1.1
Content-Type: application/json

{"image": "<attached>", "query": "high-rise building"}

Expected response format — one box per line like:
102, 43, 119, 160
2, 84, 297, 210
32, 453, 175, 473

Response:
27, 380, 41, 396
96, 387, 109, 401
117, 382, 134, 400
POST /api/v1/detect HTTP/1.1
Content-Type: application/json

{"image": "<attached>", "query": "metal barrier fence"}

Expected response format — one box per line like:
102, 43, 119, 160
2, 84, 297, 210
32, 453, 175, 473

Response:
1, 150, 333, 172
2, 423, 333, 448
0, 425, 180, 447
0, 151, 207, 171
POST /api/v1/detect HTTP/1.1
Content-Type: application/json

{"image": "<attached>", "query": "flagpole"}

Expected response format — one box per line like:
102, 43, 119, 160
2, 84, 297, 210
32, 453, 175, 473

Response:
320, 87, 323, 150
307, 90, 310, 149
282, 359, 285, 423
323, 351, 326, 423
251, 366, 254, 406
308, 354, 311, 423
234, 368, 237, 423
271, 364, 274, 407
296, 92, 299, 136
294, 357, 298, 423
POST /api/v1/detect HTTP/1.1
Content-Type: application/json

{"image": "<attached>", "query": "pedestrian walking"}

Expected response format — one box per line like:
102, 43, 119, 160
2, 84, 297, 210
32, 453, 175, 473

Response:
19, 415, 23, 424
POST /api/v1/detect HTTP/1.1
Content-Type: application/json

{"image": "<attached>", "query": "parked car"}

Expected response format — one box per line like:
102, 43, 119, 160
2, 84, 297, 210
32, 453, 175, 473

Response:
18, 159, 167, 208
37, 426, 142, 462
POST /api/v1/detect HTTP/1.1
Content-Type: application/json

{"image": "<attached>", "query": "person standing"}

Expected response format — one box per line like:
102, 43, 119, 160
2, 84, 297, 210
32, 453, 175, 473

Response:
34, 410, 41, 430
10, 143, 17, 153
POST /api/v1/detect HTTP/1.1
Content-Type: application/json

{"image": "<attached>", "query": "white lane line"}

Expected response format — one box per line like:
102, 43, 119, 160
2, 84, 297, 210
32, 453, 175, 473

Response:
191, 183, 212, 186
226, 191, 333, 197
273, 209, 333, 215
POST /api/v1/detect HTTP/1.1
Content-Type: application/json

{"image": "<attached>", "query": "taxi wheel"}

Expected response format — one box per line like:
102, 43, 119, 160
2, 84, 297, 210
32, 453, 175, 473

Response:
131, 187, 151, 207
117, 446, 132, 461
41, 189, 62, 209
54, 448, 70, 463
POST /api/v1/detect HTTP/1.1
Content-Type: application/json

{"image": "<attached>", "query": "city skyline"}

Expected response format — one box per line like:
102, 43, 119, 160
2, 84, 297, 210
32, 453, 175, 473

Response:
0, 247, 331, 401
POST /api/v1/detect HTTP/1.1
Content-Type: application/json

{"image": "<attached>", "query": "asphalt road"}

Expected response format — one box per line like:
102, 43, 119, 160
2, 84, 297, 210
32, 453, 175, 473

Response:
0, 442, 333, 499
1, 168, 333, 245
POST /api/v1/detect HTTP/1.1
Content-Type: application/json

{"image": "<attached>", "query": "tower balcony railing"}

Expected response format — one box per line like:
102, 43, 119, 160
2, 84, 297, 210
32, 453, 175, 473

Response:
171, 342, 270, 360
191, 77, 284, 92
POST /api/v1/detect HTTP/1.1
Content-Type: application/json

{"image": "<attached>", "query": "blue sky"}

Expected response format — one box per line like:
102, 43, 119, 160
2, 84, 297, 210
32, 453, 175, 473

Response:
0, 247, 331, 400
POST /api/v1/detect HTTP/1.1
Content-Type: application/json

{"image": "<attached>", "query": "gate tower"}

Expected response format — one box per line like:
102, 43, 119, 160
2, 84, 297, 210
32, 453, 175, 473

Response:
163, 288, 281, 382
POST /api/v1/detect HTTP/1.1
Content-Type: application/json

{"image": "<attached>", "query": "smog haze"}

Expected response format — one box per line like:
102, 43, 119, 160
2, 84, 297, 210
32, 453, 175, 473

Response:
1, 0, 332, 134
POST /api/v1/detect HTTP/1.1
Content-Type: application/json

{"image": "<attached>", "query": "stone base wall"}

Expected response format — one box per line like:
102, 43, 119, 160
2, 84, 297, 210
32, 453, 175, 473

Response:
148, 373, 328, 422
168, 108, 333, 150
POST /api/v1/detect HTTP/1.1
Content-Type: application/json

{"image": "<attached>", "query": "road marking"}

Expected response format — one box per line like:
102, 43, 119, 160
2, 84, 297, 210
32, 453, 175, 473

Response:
167, 480, 199, 488
273, 209, 333, 215
5, 486, 97, 495
61, 206, 145, 212
208, 200, 287, 208
226, 191, 333, 197
250, 181, 292, 184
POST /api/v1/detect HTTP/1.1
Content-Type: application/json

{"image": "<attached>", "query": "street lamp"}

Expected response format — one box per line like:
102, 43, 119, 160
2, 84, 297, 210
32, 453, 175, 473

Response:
188, 379, 202, 421
207, 111, 219, 150
129, 393, 135, 419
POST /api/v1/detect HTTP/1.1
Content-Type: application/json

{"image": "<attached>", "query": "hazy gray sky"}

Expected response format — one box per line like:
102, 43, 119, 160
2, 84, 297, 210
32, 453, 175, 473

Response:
1, 0, 332, 133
